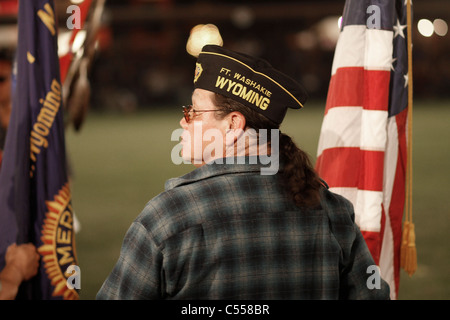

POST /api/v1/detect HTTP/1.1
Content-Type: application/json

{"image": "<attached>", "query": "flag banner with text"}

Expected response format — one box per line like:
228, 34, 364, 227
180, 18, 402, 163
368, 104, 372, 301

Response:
0, 0, 78, 300
315, 0, 410, 299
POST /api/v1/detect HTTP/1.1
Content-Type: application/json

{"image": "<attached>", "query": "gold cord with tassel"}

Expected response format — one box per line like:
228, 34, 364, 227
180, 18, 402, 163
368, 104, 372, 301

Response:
400, 0, 417, 277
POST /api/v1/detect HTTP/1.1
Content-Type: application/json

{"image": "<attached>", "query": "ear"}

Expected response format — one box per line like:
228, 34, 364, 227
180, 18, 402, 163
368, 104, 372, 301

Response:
228, 111, 246, 131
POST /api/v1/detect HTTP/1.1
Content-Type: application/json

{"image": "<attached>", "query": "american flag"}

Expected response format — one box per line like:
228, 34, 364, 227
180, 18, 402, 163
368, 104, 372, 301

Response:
315, 0, 411, 299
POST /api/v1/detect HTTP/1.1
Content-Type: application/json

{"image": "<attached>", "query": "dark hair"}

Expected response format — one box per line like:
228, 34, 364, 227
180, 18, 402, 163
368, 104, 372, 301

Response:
213, 93, 323, 208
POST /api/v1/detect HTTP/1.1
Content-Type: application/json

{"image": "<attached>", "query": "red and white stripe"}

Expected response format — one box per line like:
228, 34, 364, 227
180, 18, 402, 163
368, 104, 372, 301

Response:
316, 25, 404, 299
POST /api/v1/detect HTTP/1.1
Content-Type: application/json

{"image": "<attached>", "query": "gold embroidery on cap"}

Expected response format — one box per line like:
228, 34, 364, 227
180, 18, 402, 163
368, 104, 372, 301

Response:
215, 76, 270, 111
200, 51, 304, 108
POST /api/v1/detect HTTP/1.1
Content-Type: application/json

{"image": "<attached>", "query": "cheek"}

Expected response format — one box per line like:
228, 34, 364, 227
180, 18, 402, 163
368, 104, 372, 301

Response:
180, 125, 204, 160
180, 128, 195, 152
182, 118, 229, 159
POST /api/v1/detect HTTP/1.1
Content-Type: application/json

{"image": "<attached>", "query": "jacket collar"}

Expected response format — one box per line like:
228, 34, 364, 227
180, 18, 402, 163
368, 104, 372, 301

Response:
165, 156, 274, 191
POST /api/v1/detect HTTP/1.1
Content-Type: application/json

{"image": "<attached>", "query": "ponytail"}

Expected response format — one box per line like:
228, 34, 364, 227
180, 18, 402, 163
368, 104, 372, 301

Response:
279, 133, 322, 208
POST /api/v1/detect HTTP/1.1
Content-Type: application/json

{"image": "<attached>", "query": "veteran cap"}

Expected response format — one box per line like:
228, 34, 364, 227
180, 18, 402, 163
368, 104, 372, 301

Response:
193, 45, 308, 124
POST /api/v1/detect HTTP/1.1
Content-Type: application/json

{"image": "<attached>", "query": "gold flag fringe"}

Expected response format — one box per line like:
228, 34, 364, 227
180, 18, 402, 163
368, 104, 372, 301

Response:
400, 221, 417, 276
400, 0, 417, 277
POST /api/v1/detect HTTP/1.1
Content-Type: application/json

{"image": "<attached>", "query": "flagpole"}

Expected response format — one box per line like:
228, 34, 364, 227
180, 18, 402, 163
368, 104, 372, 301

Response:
401, 0, 417, 277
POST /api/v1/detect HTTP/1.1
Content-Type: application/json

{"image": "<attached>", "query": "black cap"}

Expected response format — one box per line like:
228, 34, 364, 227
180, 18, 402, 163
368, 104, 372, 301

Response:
193, 45, 308, 124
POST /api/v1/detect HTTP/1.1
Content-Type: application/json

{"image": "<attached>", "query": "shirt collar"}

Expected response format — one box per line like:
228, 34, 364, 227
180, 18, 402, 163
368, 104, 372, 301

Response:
165, 156, 273, 191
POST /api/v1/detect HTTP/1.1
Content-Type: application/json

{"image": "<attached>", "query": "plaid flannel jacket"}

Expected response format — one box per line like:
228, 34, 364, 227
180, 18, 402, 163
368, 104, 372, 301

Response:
96, 160, 390, 300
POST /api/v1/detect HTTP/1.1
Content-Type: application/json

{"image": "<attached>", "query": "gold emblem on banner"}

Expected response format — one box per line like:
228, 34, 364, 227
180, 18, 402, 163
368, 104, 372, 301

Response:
37, 183, 79, 300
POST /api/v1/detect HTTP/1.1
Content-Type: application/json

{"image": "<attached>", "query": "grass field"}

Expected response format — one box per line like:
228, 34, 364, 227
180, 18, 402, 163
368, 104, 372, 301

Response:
65, 99, 450, 300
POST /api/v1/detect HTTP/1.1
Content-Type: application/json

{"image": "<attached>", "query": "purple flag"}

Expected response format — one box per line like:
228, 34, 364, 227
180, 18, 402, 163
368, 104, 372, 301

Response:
0, 0, 78, 300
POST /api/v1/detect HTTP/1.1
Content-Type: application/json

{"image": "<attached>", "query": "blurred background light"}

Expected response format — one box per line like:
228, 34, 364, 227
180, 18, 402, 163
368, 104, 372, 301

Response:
295, 31, 317, 50
433, 18, 448, 36
316, 16, 341, 50
231, 6, 254, 29
417, 19, 434, 37
186, 24, 223, 57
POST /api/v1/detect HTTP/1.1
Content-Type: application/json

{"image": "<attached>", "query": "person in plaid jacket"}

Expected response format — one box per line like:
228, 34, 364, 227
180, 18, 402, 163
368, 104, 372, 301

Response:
97, 45, 390, 300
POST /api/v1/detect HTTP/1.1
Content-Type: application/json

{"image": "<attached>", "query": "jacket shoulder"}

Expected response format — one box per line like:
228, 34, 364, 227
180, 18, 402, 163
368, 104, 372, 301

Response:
320, 188, 358, 250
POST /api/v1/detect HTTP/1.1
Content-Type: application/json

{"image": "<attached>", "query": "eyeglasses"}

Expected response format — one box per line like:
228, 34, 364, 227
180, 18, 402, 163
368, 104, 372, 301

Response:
182, 105, 219, 123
